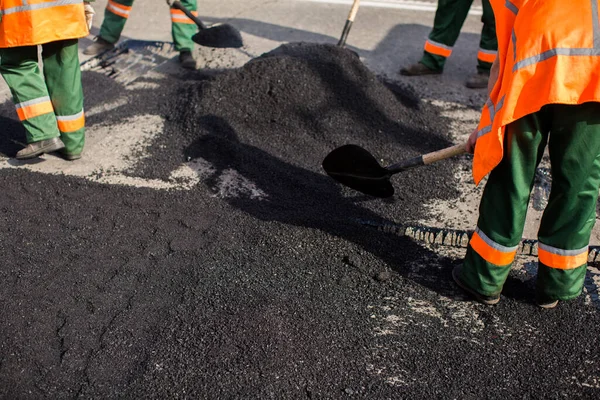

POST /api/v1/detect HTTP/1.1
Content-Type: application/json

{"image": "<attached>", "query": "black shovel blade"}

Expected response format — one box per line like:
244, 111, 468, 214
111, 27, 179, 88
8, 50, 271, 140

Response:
322, 144, 394, 198
192, 24, 244, 48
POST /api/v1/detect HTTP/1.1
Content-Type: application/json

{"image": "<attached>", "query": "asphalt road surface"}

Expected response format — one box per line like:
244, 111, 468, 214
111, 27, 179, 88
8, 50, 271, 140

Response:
1, 1, 599, 399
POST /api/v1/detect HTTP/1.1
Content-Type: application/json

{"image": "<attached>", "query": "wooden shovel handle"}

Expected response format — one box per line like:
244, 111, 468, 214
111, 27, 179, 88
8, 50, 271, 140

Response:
386, 141, 468, 174
422, 142, 468, 165
347, 0, 361, 22
338, 0, 361, 47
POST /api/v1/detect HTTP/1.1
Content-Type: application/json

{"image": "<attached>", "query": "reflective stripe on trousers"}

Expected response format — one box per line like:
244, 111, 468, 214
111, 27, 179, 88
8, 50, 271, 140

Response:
424, 39, 452, 58
56, 110, 85, 133
15, 96, 54, 121
470, 227, 518, 266
106, 0, 132, 19
170, 9, 197, 24
538, 243, 589, 270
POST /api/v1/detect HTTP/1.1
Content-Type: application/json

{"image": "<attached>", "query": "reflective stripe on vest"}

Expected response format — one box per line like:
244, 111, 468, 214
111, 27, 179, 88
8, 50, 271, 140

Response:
0, 0, 88, 47
1, 0, 82, 15
15, 96, 54, 121
514, 48, 600, 72
511, 30, 517, 61
170, 9, 197, 24
472, 0, 600, 184
511, 0, 600, 72
424, 39, 452, 58
505, 0, 518, 15
56, 110, 85, 133
477, 96, 504, 138
106, 0, 132, 19
469, 227, 518, 266
477, 48, 497, 64
538, 243, 588, 270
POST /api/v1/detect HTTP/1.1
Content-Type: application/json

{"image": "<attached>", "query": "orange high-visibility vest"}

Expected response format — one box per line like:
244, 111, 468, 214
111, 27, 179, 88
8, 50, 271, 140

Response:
473, 0, 600, 184
0, 0, 89, 48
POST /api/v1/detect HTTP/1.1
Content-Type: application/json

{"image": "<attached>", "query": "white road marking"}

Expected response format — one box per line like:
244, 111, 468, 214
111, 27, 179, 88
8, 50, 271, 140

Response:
298, 0, 483, 16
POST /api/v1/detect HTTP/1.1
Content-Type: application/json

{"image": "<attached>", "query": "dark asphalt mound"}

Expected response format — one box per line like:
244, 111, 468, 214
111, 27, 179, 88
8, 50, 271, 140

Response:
131, 42, 461, 224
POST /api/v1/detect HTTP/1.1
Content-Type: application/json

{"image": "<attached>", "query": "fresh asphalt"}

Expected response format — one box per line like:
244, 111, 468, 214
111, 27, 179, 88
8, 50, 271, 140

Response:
1, 1, 599, 398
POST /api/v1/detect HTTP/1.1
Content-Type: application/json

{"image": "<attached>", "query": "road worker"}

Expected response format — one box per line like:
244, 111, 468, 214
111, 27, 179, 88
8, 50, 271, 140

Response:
83, 0, 199, 70
400, 0, 497, 89
0, 0, 94, 160
453, 0, 600, 309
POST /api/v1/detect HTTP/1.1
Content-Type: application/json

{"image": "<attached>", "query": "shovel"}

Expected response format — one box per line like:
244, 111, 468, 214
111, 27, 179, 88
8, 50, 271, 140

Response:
322, 142, 468, 198
166, 0, 243, 48
338, 0, 361, 47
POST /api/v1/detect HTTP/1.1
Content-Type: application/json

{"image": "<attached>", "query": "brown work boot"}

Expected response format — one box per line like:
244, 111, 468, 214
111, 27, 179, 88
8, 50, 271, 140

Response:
400, 62, 442, 76
83, 36, 115, 56
16, 137, 65, 160
465, 72, 490, 89
452, 265, 500, 305
179, 51, 197, 70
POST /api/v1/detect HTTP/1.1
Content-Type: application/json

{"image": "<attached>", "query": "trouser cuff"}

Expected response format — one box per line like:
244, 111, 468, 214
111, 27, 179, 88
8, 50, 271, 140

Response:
536, 264, 587, 300
420, 52, 445, 72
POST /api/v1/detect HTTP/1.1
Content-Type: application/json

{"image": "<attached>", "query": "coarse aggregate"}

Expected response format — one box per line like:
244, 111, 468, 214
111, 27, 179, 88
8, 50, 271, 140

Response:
0, 43, 599, 399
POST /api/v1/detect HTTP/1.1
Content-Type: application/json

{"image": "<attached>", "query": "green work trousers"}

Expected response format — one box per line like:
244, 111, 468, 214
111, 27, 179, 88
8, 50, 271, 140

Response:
99, 0, 198, 52
421, 0, 497, 73
0, 39, 85, 155
462, 103, 600, 301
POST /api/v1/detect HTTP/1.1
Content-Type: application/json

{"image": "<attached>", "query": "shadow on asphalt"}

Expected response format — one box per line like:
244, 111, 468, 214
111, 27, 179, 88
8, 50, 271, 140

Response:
183, 115, 576, 308
184, 115, 466, 299
0, 29, 534, 306
0, 114, 27, 157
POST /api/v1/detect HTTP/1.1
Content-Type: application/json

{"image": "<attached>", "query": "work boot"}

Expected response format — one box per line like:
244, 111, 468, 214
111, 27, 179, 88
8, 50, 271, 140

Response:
16, 137, 65, 160
83, 36, 115, 56
179, 51, 197, 70
59, 151, 82, 161
465, 72, 490, 89
400, 62, 442, 76
452, 265, 501, 305
536, 294, 559, 309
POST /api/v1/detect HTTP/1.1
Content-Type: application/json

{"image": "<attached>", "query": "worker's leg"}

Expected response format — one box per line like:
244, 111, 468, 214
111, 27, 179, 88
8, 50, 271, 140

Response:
171, 0, 198, 52
460, 110, 550, 296
99, 0, 135, 44
42, 39, 85, 156
421, 0, 474, 71
0, 46, 60, 144
476, 0, 497, 74
536, 103, 600, 302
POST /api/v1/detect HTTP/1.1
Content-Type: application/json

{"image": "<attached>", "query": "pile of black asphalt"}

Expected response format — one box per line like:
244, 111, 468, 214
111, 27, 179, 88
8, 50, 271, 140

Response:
0, 43, 599, 399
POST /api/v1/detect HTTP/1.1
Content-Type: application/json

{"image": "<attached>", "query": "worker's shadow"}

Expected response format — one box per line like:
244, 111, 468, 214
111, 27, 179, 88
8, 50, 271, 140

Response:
0, 114, 28, 157
184, 115, 461, 298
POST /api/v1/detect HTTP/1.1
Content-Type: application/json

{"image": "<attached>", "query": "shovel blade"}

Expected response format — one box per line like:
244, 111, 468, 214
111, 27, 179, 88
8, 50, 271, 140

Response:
192, 24, 244, 48
322, 144, 394, 198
